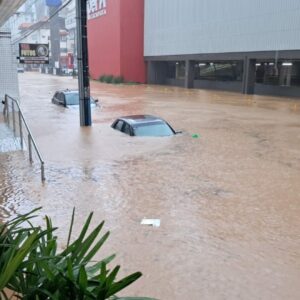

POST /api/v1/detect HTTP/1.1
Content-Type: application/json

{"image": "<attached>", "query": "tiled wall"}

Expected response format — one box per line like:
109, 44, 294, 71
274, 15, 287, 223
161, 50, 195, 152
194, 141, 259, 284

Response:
0, 29, 19, 101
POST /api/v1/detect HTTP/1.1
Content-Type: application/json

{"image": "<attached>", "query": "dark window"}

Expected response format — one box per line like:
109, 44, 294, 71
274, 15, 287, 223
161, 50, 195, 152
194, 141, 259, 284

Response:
56, 92, 61, 101
167, 61, 185, 80
194, 61, 243, 81
255, 61, 300, 87
167, 62, 176, 79
115, 120, 124, 131
54, 93, 65, 105
123, 123, 131, 135
58, 93, 65, 104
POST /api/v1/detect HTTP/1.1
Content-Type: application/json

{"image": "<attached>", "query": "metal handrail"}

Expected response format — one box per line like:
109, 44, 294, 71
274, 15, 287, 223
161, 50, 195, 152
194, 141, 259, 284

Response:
3, 94, 45, 181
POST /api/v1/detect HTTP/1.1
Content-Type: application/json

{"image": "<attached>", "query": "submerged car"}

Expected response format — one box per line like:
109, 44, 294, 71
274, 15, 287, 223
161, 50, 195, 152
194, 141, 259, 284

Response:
111, 115, 178, 137
52, 90, 99, 107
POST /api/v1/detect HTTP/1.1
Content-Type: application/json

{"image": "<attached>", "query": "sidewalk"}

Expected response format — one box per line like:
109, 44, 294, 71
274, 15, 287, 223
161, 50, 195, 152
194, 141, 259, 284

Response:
0, 113, 22, 153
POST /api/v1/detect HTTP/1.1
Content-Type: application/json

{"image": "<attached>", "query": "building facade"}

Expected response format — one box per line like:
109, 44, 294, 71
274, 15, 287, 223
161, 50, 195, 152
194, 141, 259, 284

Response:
87, 0, 146, 83
0, 28, 19, 101
144, 0, 300, 97
2, 0, 300, 98
65, 0, 76, 70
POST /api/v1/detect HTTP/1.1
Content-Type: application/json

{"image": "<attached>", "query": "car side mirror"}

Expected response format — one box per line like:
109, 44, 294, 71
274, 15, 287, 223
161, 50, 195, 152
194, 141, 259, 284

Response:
175, 131, 182, 134
94, 99, 99, 103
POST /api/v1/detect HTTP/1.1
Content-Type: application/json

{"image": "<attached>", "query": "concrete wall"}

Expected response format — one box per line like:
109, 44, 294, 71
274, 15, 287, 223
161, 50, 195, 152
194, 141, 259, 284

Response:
166, 78, 184, 87
0, 30, 19, 101
194, 80, 243, 92
144, 0, 300, 56
255, 83, 300, 98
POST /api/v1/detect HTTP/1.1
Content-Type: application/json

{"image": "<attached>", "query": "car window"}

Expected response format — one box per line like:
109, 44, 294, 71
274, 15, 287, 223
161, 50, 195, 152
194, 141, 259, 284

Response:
62, 93, 66, 105
65, 92, 79, 105
115, 120, 124, 131
134, 122, 174, 137
58, 93, 65, 104
123, 123, 131, 135
63, 92, 95, 105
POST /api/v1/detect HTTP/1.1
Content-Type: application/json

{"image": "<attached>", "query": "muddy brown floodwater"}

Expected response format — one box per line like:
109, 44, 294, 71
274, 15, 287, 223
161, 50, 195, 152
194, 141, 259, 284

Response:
1, 72, 300, 299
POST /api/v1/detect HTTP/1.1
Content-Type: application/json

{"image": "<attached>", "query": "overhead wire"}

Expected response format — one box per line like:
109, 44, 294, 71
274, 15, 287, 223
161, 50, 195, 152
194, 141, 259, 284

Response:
9, 0, 48, 37
15, 0, 43, 18
12, 0, 73, 45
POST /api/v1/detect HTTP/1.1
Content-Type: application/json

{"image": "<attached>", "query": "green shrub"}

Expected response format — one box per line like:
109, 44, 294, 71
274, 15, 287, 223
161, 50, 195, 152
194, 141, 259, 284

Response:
104, 75, 113, 83
112, 76, 124, 84
99, 74, 107, 82
99, 75, 124, 84
125, 81, 140, 85
0, 208, 155, 300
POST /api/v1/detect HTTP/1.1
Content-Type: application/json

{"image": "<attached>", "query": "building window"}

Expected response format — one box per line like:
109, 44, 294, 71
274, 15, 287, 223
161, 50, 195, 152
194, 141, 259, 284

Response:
166, 62, 176, 79
167, 61, 185, 80
255, 61, 300, 87
194, 61, 243, 81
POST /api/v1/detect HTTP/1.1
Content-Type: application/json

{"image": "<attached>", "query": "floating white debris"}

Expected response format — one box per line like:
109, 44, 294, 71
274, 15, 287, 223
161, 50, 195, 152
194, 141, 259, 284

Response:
141, 219, 161, 227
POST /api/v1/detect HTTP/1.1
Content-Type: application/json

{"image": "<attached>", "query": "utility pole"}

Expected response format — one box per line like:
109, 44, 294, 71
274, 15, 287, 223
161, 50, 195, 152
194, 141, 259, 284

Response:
49, 6, 60, 74
76, 0, 91, 126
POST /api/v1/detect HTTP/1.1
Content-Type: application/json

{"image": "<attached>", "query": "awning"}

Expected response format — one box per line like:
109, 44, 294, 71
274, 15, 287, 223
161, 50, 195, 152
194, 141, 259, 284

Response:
0, 0, 26, 27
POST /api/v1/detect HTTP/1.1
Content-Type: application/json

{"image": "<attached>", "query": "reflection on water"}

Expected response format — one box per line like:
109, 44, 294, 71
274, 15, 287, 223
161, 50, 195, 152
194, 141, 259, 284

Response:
0, 73, 300, 300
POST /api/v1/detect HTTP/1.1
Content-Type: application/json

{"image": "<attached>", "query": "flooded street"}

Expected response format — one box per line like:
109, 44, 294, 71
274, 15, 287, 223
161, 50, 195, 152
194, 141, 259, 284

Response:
1, 72, 300, 299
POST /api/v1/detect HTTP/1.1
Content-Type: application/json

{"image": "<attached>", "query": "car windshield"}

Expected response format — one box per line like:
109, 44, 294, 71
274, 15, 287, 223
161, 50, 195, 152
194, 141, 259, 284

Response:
133, 122, 174, 137
65, 93, 94, 105
65, 92, 79, 105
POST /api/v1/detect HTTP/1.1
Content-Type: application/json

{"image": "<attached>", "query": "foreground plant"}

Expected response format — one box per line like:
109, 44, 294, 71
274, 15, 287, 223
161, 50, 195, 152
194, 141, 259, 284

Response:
0, 209, 43, 297
0, 208, 154, 300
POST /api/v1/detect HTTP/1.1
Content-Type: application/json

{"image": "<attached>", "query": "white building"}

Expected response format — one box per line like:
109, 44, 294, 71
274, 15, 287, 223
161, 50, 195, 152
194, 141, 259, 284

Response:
145, 0, 300, 97
0, 0, 26, 101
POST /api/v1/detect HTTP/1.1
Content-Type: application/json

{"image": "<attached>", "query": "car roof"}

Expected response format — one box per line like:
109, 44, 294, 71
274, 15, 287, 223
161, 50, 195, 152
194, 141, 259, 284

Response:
57, 89, 78, 94
117, 115, 166, 126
